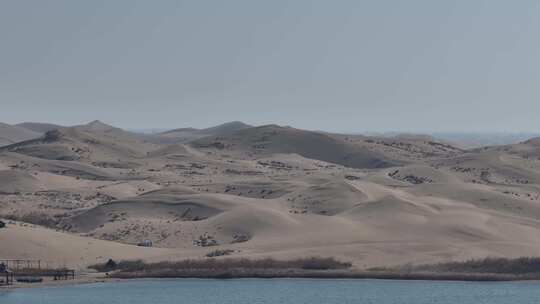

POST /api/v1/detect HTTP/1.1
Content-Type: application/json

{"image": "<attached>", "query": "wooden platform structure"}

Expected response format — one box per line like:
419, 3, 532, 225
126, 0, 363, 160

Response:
1, 271, 14, 285
0, 259, 75, 284
0, 259, 41, 271
0, 262, 14, 286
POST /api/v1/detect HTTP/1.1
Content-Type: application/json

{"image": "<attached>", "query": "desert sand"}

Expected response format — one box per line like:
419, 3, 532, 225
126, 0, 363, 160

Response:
2, 121, 540, 270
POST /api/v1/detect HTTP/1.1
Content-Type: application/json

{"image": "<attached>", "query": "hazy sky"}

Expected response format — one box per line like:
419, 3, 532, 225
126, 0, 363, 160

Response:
2, 0, 540, 132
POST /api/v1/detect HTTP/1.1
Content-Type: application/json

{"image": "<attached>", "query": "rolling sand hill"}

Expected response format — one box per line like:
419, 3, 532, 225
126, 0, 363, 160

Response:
16, 122, 67, 133
4, 121, 540, 270
156, 121, 252, 143
0, 122, 41, 147
192, 125, 401, 169
1, 121, 157, 164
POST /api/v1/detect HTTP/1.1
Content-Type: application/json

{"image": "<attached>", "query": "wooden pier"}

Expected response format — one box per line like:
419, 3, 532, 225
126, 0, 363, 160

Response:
2, 271, 14, 285
0, 259, 75, 285
0, 262, 14, 286
0, 259, 41, 271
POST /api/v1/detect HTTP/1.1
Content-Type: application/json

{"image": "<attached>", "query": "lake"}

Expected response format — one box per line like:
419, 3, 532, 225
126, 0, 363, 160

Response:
2, 279, 540, 304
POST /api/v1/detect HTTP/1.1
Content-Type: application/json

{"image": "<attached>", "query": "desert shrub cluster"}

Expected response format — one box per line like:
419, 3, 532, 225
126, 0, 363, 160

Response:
414, 257, 540, 274
89, 256, 352, 273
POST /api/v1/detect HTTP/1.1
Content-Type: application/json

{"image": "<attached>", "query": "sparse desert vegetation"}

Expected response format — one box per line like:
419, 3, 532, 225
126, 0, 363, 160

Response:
87, 256, 540, 281
363, 257, 540, 281
390, 257, 540, 275
3, 120, 540, 274
89, 257, 352, 278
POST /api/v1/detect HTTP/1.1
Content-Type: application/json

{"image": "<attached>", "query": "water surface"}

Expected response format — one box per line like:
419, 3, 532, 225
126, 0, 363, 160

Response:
2, 279, 540, 304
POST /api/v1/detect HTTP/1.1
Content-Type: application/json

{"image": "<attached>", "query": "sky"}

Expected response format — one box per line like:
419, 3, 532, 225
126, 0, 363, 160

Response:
1, 0, 540, 133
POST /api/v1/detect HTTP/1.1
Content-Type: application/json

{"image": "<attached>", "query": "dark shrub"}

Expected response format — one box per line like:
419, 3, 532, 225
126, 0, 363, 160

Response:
0, 213, 59, 228
90, 256, 352, 274
383, 257, 540, 275
300, 257, 352, 270
105, 259, 117, 270
206, 249, 234, 258
89, 259, 117, 272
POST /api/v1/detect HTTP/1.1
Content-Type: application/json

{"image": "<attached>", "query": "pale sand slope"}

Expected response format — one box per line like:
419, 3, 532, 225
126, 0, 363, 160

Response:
0, 123, 41, 147
155, 121, 252, 144
3, 122, 540, 268
0, 223, 179, 270
4, 182, 540, 269
15, 122, 67, 134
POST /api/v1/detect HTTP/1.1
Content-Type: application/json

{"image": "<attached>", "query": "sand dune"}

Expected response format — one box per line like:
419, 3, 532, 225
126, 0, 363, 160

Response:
0, 223, 177, 270
193, 125, 401, 169
0, 170, 43, 194
16, 122, 67, 133
0, 122, 41, 147
68, 194, 227, 233
4, 121, 540, 268
1, 121, 158, 164
155, 121, 252, 144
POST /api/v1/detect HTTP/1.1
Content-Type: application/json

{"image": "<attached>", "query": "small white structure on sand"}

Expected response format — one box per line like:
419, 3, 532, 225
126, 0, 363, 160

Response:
137, 239, 153, 247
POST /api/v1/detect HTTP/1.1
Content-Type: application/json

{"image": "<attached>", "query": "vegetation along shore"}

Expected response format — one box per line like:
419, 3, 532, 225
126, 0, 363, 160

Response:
88, 256, 540, 282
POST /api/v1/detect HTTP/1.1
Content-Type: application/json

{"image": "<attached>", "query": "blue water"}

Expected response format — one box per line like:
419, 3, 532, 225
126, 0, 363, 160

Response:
2, 279, 540, 304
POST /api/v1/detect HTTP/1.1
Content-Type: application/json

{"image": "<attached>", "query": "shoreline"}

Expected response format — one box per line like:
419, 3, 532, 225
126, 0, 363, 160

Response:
110, 269, 540, 282
0, 273, 114, 290
3, 271, 540, 290
6, 265, 540, 290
